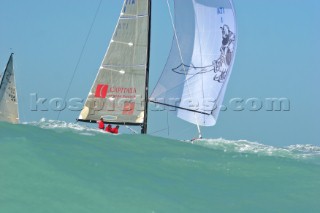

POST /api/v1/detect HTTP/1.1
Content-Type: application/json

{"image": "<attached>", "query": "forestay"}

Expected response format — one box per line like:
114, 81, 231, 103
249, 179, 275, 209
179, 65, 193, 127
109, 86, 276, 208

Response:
79, 0, 150, 126
0, 53, 19, 124
150, 0, 237, 126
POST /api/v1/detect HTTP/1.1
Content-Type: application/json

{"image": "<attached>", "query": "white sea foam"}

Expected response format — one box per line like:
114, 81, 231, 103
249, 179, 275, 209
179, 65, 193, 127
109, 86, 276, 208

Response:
192, 138, 320, 160
22, 119, 320, 160
25, 118, 107, 136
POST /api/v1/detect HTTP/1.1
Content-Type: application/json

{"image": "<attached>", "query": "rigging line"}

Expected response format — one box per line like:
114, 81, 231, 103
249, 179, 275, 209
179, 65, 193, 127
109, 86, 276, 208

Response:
56, 0, 103, 120
125, 125, 138, 134
148, 110, 170, 136
166, 0, 202, 138
167, 109, 170, 136
150, 127, 169, 135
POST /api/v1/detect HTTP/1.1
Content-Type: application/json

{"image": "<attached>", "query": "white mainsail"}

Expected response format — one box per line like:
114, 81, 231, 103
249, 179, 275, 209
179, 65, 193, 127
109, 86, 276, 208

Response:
79, 0, 151, 131
150, 0, 237, 127
0, 53, 19, 124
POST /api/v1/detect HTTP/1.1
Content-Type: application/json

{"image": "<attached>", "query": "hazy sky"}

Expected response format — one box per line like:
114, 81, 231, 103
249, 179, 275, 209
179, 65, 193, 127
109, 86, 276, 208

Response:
0, 0, 319, 146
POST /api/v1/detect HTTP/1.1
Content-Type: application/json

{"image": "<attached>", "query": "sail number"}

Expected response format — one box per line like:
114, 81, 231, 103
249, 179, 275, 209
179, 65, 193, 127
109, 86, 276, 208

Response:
125, 0, 135, 4
217, 7, 225, 14
123, 0, 136, 13
115, 22, 129, 37
117, 22, 129, 30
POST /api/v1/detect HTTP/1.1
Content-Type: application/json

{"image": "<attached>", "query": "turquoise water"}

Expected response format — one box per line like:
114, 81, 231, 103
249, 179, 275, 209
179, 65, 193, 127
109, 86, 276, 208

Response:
1, 121, 320, 213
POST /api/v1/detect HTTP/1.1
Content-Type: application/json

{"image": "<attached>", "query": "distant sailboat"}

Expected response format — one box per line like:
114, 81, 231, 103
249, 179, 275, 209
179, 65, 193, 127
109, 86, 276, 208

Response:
0, 53, 19, 124
78, 0, 237, 138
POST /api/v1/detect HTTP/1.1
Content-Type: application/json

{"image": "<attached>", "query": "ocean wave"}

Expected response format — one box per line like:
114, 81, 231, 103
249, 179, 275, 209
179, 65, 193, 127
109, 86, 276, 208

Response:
193, 138, 320, 160
17, 119, 320, 161
24, 118, 105, 136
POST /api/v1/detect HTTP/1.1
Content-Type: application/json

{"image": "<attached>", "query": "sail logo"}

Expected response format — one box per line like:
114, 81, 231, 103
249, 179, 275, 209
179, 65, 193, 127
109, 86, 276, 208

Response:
171, 24, 235, 83
217, 7, 225, 14
95, 84, 109, 98
122, 101, 135, 115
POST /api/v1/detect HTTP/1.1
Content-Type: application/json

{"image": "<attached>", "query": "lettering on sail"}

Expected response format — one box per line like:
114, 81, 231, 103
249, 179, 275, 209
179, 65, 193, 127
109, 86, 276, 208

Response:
92, 85, 138, 115
109, 86, 137, 99
109, 87, 137, 115
95, 84, 137, 99
8, 87, 16, 102
123, 0, 136, 13
0, 70, 16, 102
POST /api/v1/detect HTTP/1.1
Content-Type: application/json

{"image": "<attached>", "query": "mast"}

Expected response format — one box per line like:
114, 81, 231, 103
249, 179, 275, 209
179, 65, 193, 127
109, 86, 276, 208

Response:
141, 0, 152, 134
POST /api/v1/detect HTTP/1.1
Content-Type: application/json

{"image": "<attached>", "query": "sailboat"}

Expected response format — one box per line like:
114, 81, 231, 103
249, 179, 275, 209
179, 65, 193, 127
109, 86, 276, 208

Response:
0, 53, 19, 124
78, 0, 237, 138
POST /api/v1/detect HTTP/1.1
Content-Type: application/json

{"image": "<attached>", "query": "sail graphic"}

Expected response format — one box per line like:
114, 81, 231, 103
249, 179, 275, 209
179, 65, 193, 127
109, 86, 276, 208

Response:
0, 53, 19, 124
150, 0, 237, 127
78, 0, 151, 131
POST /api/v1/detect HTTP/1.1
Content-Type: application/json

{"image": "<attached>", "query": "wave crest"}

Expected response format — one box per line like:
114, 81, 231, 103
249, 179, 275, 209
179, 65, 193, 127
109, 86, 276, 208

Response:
24, 118, 104, 136
193, 138, 320, 160
20, 119, 320, 161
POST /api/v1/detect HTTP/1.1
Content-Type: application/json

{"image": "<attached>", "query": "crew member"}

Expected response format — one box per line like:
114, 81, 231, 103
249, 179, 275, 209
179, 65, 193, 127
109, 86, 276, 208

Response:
105, 124, 112, 133
97, 117, 105, 130
111, 125, 119, 134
